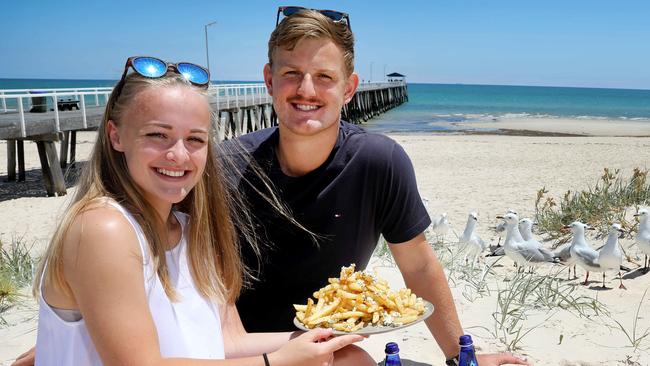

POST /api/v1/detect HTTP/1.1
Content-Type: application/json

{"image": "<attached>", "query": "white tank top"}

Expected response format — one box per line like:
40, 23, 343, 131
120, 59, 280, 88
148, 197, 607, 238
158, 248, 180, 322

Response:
35, 201, 225, 365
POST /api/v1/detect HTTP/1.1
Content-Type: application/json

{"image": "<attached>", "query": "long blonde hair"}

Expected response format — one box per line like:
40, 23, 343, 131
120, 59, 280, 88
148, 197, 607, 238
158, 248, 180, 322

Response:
35, 72, 248, 303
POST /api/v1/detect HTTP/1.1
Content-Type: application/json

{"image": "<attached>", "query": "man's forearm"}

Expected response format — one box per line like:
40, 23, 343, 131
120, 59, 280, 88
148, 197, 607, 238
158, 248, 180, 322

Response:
402, 253, 463, 358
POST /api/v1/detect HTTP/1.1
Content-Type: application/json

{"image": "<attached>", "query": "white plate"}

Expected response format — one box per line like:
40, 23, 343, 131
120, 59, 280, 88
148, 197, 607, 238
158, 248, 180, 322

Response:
293, 300, 434, 335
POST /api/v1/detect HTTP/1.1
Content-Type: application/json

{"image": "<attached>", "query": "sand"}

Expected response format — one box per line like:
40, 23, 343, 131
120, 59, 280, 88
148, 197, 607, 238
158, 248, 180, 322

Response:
1, 120, 649, 365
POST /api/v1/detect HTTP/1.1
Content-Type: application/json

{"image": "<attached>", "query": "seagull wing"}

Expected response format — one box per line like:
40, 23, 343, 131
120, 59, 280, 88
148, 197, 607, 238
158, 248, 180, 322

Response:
573, 246, 600, 268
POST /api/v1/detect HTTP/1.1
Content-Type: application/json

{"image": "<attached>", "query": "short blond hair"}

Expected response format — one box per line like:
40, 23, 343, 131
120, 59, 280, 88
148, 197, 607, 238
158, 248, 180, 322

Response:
268, 9, 355, 75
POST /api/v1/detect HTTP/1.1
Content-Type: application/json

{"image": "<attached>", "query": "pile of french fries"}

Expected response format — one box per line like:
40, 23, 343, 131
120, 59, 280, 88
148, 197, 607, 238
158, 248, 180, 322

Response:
294, 264, 426, 332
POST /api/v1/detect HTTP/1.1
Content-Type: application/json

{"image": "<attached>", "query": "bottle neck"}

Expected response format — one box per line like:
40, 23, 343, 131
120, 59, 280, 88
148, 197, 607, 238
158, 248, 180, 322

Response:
385, 353, 402, 365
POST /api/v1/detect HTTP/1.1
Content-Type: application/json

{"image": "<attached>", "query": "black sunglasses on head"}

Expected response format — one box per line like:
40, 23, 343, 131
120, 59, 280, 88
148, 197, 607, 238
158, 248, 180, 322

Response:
276, 6, 351, 30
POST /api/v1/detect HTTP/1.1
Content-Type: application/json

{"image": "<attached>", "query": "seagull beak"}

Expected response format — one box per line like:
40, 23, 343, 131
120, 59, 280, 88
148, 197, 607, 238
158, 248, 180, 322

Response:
532, 222, 539, 226
562, 225, 571, 229
634, 213, 640, 217
586, 226, 596, 231
496, 215, 504, 219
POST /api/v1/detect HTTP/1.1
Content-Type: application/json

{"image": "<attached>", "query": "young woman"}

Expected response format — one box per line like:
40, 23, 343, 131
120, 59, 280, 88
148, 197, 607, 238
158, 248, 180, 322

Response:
31, 56, 362, 365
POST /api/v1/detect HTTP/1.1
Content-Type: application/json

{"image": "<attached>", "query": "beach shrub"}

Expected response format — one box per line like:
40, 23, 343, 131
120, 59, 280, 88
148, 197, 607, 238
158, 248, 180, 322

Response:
0, 237, 35, 319
535, 168, 650, 242
468, 269, 607, 351
607, 287, 650, 351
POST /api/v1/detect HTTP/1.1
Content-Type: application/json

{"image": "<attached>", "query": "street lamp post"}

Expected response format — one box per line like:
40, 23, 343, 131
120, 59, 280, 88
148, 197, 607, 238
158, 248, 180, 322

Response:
370, 62, 374, 83
204, 21, 217, 74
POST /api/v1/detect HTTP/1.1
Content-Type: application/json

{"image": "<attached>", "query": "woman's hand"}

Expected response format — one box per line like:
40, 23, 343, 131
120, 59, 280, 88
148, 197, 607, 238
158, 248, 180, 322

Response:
269, 328, 364, 366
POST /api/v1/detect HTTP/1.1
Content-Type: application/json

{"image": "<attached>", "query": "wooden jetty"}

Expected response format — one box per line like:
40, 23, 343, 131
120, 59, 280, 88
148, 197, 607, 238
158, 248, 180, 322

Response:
1, 81, 407, 196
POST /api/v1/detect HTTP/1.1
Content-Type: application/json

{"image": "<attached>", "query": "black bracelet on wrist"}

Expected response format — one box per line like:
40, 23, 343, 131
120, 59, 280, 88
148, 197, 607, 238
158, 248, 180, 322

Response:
445, 355, 460, 366
262, 352, 270, 366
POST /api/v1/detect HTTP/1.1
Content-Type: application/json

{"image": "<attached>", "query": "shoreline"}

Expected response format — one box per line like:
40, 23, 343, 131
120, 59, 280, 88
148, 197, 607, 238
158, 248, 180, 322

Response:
368, 116, 650, 137
452, 116, 650, 137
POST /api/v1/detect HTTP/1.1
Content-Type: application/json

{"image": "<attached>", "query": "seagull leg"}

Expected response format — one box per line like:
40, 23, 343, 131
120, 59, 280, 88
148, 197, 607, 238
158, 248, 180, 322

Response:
583, 271, 590, 286
619, 271, 627, 290
572, 265, 577, 280
602, 272, 606, 289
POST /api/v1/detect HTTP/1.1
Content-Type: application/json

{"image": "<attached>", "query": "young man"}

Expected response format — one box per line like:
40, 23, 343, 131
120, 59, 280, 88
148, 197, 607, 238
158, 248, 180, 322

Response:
230, 8, 530, 366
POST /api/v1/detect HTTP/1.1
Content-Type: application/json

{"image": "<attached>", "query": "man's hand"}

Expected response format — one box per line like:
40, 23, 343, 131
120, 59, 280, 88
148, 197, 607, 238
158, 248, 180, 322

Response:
11, 347, 35, 366
477, 352, 531, 365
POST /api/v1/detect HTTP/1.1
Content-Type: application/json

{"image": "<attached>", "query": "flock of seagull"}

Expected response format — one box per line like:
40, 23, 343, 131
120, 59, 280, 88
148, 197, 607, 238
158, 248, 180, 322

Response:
429, 207, 650, 289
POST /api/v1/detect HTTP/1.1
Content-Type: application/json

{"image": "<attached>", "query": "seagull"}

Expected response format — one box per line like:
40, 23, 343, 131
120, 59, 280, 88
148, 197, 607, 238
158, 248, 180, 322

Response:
459, 212, 487, 264
431, 212, 452, 239
634, 208, 650, 272
518, 218, 539, 242
499, 212, 556, 271
487, 209, 517, 257
554, 221, 594, 280
570, 221, 606, 286
495, 209, 518, 245
599, 223, 626, 289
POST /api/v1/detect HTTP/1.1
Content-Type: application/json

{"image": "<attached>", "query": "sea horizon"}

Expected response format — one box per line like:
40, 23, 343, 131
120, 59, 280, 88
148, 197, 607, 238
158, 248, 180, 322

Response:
2, 77, 650, 92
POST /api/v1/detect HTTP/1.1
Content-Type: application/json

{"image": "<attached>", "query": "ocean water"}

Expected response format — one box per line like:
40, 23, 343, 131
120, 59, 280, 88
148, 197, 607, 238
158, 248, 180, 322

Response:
2, 79, 649, 133
363, 83, 650, 133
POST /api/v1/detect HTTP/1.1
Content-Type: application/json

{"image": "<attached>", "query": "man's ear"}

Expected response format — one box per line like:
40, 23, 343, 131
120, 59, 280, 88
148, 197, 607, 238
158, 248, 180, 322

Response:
343, 72, 360, 104
263, 63, 273, 96
107, 120, 125, 152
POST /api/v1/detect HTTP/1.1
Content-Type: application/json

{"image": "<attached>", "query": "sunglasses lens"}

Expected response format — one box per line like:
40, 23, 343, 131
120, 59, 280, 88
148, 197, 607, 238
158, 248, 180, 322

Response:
132, 57, 167, 78
282, 6, 304, 16
177, 63, 210, 85
320, 10, 344, 21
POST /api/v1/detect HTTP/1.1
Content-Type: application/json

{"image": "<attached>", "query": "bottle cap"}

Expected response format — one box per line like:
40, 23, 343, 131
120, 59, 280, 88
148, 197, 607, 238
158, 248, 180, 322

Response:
385, 342, 399, 354
459, 335, 473, 346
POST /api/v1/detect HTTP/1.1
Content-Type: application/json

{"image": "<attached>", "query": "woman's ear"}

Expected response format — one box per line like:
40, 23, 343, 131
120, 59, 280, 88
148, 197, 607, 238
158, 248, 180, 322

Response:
107, 120, 125, 152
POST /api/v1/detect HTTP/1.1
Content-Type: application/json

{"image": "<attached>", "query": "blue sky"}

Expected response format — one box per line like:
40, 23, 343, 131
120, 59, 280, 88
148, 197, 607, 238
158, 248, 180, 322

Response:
1, 0, 649, 89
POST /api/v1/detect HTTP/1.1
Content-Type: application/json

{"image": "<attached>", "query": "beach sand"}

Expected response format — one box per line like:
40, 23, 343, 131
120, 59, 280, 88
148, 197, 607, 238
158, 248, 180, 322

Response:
1, 120, 650, 365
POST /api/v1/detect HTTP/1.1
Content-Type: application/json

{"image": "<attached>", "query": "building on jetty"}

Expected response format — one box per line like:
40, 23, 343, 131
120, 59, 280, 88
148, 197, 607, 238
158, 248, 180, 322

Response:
0, 81, 407, 196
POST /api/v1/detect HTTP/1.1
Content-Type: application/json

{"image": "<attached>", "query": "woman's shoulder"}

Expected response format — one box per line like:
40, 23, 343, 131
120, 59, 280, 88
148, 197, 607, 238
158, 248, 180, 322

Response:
63, 199, 142, 261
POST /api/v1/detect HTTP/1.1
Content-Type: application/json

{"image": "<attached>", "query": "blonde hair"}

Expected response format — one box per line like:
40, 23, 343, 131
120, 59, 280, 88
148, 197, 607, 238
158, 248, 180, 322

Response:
35, 72, 248, 304
268, 9, 355, 76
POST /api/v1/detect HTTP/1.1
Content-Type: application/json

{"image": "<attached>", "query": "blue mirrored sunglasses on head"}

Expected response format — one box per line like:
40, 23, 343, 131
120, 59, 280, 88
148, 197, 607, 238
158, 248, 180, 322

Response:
123, 56, 210, 86
276, 6, 351, 30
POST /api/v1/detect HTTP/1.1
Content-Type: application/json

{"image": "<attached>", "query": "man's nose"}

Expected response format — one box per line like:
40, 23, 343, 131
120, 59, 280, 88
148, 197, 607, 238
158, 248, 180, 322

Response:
297, 74, 316, 97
